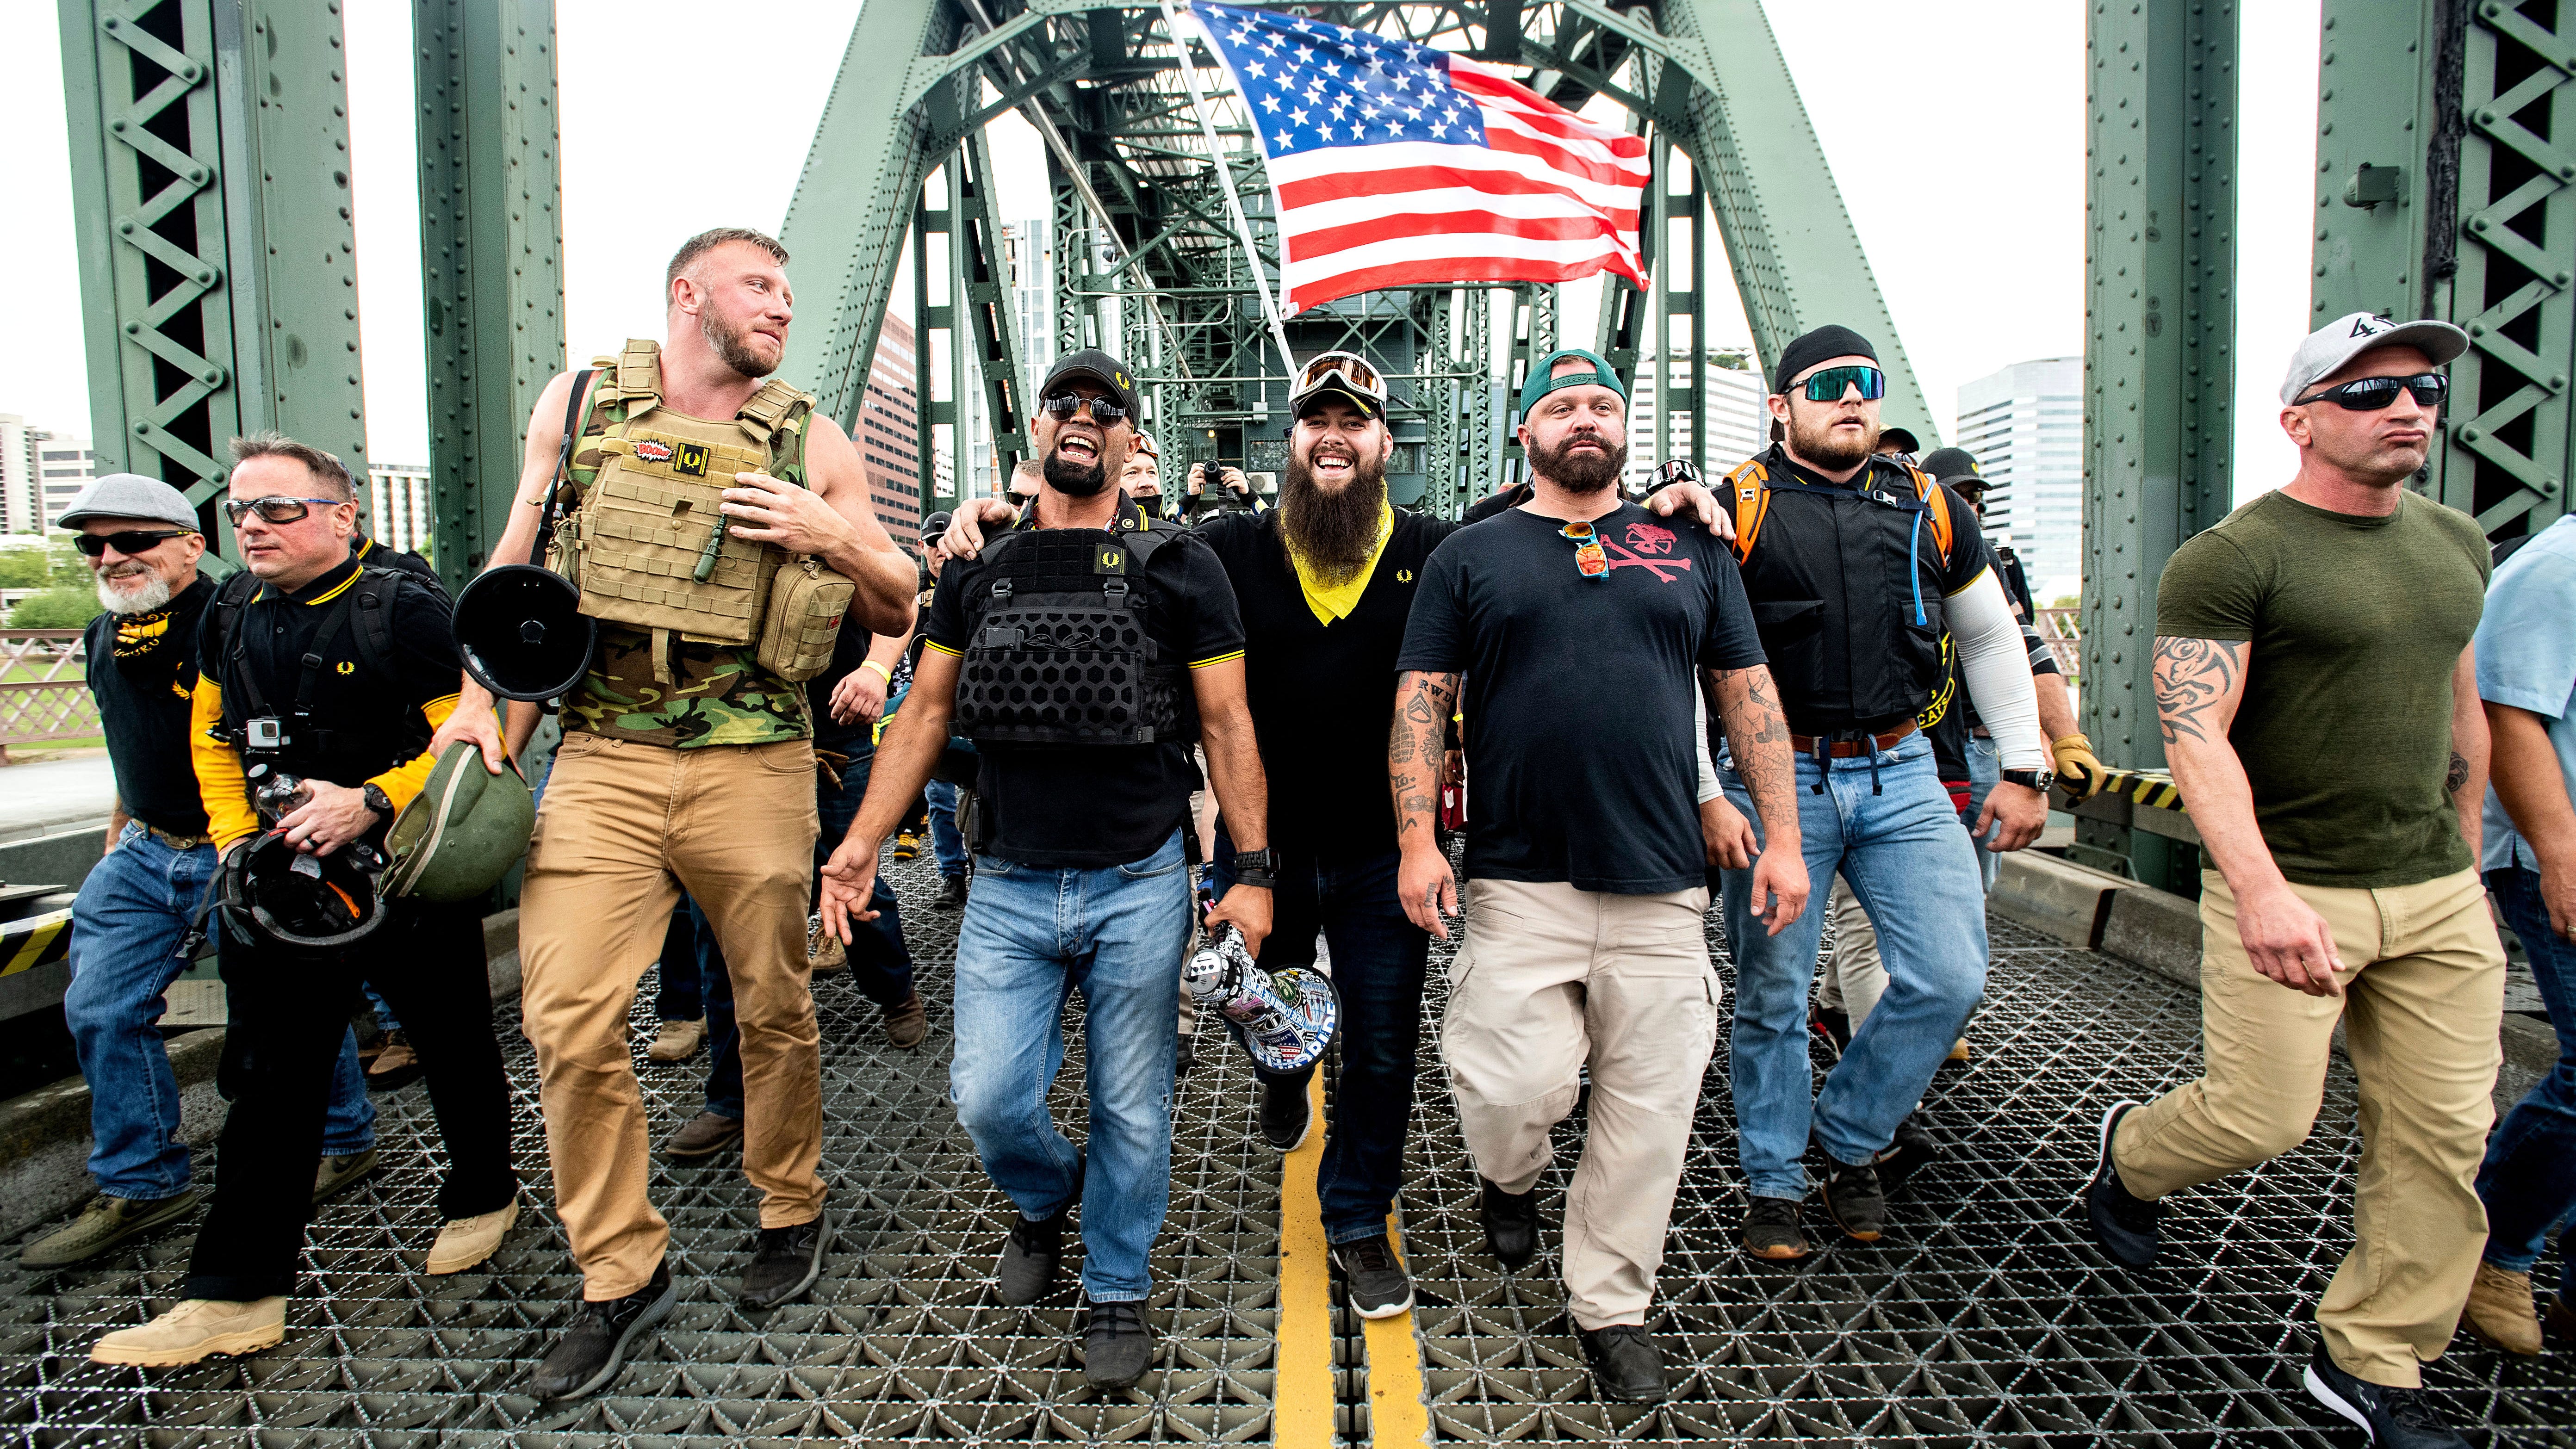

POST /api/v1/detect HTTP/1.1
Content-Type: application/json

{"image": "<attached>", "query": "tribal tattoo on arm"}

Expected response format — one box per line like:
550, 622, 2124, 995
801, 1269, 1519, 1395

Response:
1711, 664, 1797, 826
2152, 636, 2248, 747
1390, 671, 1459, 840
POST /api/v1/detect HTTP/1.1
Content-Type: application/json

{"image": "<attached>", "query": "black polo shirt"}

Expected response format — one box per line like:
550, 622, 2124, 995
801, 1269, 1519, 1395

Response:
86, 572, 215, 836
1195, 508, 1462, 859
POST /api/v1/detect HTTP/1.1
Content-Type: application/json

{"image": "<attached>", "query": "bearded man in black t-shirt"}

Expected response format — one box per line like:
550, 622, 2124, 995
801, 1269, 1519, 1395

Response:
1393, 350, 1807, 1404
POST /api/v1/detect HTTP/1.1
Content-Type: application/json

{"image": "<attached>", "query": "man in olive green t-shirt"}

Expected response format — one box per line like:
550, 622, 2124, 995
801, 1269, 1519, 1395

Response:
2082, 314, 2504, 1448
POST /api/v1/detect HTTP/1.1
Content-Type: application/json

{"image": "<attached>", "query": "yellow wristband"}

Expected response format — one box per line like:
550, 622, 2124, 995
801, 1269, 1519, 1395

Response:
860, 660, 893, 683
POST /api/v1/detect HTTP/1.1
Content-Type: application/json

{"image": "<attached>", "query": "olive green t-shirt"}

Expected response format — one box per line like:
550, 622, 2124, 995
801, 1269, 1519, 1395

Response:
2155, 488, 2489, 888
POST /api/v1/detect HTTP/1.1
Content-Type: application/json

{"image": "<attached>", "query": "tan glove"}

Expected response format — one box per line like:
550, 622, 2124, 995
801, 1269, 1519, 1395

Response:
2052, 733, 2108, 799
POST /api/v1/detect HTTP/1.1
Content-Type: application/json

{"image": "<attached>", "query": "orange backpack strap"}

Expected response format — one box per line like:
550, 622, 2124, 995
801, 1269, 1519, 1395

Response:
1722, 458, 1771, 561
1903, 463, 1953, 562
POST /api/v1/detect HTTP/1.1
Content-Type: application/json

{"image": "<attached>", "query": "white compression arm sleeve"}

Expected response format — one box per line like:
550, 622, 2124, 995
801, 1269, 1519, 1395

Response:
1695, 688, 1720, 803
1947, 569, 2048, 771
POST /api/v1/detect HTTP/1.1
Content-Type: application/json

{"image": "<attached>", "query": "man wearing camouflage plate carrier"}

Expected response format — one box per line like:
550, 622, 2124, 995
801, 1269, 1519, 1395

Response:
430, 227, 917, 1400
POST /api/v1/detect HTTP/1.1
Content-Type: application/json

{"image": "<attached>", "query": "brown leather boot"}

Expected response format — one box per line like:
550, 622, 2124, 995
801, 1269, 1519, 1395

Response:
2464, 1261, 2544, 1356
882, 991, 929, 1049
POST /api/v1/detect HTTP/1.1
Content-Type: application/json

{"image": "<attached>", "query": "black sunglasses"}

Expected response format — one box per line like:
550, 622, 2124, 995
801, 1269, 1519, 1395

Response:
1038, 392, 1131, 425
75, 528, 196, 557
2294, 372, 2448, 410
220, 495, 348, 526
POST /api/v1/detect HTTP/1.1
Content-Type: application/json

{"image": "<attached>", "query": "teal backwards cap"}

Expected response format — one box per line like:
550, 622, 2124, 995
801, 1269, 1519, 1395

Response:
1517, 348, 1626, 422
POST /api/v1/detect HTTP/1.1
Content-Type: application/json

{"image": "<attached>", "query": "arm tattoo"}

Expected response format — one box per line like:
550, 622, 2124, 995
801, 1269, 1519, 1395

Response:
1390, 672, 1458, 837
2152, 637, 2246, 746
1712, 665, 1795, 823
2446, 750, 2470, 796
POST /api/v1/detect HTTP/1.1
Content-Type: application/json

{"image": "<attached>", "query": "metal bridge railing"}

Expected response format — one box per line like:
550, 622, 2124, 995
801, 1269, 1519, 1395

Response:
0, 631, 98, 763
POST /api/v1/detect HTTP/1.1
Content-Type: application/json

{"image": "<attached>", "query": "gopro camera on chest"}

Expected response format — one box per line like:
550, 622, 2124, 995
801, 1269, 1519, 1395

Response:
245, 716, 288, 751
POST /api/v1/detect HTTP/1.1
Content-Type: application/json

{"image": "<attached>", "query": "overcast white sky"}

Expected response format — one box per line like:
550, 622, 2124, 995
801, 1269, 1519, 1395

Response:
1, 1, 2319, 492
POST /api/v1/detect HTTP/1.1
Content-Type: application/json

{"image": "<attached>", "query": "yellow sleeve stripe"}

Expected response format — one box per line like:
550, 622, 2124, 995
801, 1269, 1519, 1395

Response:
923, 639, 962, 658
1189, 650, 1246, 669
1942, 564, 1993, 600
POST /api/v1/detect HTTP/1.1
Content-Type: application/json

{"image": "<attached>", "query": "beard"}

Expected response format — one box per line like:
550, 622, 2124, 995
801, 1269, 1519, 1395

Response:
700, 308, 777, 379
1787, 410, 1875, 471
1527, 428, 1628, 494
1045, 449, 1111, 497
96, 566, 174, 616
1280, 446, 1390, 582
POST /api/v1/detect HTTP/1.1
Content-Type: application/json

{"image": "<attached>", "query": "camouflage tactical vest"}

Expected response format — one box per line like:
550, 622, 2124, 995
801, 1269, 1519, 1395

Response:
552, 340, 833, 749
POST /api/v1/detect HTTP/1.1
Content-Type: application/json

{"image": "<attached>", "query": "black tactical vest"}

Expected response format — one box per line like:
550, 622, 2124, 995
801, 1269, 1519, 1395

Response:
952, 524, 1198, 746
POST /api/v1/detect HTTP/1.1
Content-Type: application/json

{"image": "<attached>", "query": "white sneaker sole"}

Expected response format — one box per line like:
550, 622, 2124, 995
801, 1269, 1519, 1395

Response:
2301, 1362, 2377, 1439
1349, 1289, 1414, 1319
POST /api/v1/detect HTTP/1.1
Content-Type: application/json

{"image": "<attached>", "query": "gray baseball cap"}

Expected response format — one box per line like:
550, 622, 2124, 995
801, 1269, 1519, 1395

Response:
2281, 312, 2469, 405
54, 472, 203, 532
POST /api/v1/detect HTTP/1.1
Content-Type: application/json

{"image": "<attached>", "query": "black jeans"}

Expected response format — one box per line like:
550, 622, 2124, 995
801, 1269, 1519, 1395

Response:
185, 897, 517, 1301
1253, 847, 1431, 1245
694, 741, 915, 1120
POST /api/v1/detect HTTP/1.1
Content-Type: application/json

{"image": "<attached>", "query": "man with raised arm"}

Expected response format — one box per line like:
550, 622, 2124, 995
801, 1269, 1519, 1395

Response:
2085, 313, 2500, 1449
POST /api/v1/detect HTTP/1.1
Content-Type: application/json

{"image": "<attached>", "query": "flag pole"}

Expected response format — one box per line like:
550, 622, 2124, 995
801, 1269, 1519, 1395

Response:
1159, 0, 1300, 380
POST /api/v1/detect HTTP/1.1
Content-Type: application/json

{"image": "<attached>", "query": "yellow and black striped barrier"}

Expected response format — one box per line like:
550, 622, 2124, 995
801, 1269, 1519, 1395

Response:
2, 909, 72, 980
2073, 766, 2186, 813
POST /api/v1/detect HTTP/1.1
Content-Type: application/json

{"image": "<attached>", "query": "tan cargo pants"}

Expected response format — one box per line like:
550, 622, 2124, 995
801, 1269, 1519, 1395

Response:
520, 733, 826, 1300
2112, 867, 2504, 1387
1439, 878, 1720, 1330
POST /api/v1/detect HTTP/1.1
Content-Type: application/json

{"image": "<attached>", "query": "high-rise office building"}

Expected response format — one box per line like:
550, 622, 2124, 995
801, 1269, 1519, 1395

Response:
1955, 357, 2082, 596
853, 312, 927, 547
1624, 352, 1767, 487
0, 415, 40, 535
366, 464, 434, 555
28, 429, 95, 531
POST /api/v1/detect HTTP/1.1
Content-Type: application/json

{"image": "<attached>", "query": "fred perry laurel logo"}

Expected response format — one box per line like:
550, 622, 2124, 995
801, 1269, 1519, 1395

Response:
671, 441, 711, 478
335, 661, 355, 675
1096, 546, 1127, 575
1397, 569, 1414, 582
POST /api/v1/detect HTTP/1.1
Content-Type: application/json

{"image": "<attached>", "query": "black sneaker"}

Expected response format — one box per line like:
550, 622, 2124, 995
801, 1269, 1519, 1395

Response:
937, 875, 968, 908
1818, 1156, 1887, 1241
996, 1208, 1068, 1306
1258, 1073, 1312, 1152
1810, 1002, 1852, 1056
1875, 1113, 1941, 1190
2302, 1344, 2470, 1448
1742, 1196, 1813, 1260
1174, 1033, 1197, 1080
1330, 1234, 1414, 1318
1479, 1178, 1540, 1271
739, 1212, 830, 1310
528, 1259, 676, 1400
2084, 1100, 2160, 1268
1081, 1299, 1156, 1389
1577, 1323, 1667, 1404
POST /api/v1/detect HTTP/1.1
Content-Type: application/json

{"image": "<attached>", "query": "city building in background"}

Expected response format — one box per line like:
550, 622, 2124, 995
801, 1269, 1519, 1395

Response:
2, 416, 96, 533
366, 464, 434, 555
856, 312, 926, 548
1955, 356, 2082, 597
36, 436, 96, 529
1624, 352, 1766, 488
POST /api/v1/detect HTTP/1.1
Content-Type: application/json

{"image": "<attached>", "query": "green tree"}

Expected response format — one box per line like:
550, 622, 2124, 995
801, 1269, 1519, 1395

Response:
8, 586, 103, 630
0, 546, 50, 589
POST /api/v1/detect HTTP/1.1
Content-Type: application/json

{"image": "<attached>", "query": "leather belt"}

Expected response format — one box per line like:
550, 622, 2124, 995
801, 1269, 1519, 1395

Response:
146, 824, 213, 851
1788, 722, 1919, 758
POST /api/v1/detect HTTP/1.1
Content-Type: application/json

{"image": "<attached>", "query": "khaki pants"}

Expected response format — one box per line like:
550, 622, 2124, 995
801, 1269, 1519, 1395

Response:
2113, 867, 2504, 1387
1439, 878, 1719, 1329
520, 733, 826, 1300
1816, 874, 1888, 1022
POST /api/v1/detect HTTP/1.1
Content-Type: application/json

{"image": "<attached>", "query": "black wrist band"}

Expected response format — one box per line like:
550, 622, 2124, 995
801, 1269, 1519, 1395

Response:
1232, 871, 1277, 891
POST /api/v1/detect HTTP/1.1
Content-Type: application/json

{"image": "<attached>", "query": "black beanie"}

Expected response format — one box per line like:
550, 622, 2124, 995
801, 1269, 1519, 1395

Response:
1771, 325, 1879, 393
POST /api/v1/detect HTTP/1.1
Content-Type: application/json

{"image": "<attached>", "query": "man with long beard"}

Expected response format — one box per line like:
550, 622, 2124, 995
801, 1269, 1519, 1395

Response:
941, 350, 1726, 1319
1712, 326, 2048, 1263
822, 348, 1274, 1390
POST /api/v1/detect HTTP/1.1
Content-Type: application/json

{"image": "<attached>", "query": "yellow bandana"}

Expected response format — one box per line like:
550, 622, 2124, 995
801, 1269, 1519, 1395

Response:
1285, 499, 1394, 626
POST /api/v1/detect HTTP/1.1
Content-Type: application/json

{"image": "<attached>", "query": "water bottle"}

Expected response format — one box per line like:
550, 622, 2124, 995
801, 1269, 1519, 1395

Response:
1184, 924, 1341, 1075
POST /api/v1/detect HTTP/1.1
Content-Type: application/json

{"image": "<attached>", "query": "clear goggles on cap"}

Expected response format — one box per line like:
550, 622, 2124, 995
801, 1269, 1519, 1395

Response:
1293, 351, 1386, 409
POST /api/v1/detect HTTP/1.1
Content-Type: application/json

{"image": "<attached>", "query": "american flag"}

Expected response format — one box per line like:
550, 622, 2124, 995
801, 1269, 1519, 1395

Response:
1191, 3, 1651, 314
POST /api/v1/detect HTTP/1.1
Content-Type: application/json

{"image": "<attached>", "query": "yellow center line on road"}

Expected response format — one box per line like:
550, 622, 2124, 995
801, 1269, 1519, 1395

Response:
1273, 1071, 1336, 1446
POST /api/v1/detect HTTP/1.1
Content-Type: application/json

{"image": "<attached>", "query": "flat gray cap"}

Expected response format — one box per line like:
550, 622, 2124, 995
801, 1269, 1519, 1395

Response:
2281, 312, 2469, 405
53, 473, 202, 532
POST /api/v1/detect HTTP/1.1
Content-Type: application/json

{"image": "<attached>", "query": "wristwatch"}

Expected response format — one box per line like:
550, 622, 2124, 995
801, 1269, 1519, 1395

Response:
1230, 847, 1280, 890
2000, 768, 2056, 796
361, 783, 395, 819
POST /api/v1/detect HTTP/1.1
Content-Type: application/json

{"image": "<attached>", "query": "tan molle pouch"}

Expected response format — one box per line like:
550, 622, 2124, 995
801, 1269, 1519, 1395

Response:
758, 555, 857, 682
575, 434, 777, 644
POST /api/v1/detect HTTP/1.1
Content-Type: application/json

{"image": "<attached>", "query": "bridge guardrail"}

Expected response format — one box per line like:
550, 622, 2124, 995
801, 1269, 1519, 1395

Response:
0, 631, 97, 763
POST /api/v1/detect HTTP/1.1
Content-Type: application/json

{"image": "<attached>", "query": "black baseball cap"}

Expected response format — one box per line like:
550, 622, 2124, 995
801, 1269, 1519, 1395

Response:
1039, 348, 1141, 421
1919, 447, 1986, 490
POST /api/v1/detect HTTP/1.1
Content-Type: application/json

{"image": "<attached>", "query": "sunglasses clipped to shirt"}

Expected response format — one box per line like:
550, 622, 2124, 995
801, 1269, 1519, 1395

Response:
1796, 364, 1887, 403
1037, 393, 1132, 425
2293, 372, 2449, 410
74, 528, 197, 557
220, 495, 350, 526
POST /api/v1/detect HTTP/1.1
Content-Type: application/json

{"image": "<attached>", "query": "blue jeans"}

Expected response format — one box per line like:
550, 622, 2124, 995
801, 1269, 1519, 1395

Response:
2478, 866, 2576, 1304
66, 824, 372, 1200
1254, 849, 1432, 1245
1962, 732, 2002, 895
1720, 730, 1988, 1198
925, 778, 969, 878
950, 828, 1192, 1300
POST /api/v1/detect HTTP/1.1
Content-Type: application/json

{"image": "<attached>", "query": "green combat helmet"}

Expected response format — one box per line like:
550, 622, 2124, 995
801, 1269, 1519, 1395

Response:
383, 743, 536, 902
